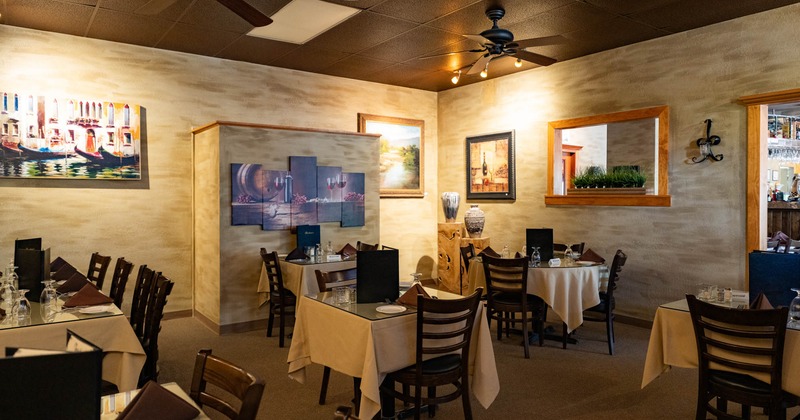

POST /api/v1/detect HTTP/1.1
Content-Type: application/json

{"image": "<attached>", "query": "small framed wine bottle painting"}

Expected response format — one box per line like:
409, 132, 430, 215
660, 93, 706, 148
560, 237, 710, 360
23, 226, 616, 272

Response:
466, 131, 516, 200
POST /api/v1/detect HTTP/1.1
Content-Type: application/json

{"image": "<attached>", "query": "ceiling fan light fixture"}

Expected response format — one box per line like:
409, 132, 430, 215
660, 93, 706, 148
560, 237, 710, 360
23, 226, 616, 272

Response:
480, 63, 488, 78
515, 58, 522, 68
451, 70, 461, 85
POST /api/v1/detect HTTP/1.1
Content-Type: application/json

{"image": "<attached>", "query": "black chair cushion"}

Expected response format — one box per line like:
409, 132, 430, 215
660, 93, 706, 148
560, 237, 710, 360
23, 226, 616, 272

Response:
396, 354, 462, 376
709, 369, 772, 395
492, 292, 541, 306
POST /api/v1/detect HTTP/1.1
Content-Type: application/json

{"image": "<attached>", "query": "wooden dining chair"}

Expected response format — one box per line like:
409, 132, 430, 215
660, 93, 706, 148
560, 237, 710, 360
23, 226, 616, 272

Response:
190, 349, 265, 420
379, 289, 482, 420
482, 255, 544, 359
460, 243, 475, 273
686, 294, 800, 420
138, 273, 174, 387
261, 248, 296, 348
381, 245, 397, 250
581, 249, 626, 355
356, 241, 379, 251
314, 267, 357, 293
87, 252, 112, 290
553, 242, 585, 256
129, 265, 157, 338
314, 267, 359, 408
108, 257, 134, 308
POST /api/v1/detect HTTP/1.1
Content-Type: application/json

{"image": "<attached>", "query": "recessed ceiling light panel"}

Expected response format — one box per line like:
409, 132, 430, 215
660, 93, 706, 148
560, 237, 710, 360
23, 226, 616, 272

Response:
247, 0, 360, 44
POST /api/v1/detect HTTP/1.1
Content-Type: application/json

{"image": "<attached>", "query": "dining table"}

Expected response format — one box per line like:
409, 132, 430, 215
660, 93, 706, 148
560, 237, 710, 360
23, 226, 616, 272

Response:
257, 257, 357, 306
100, 382, 210, 419
467, 258, 602, 332
287, 287, 500, 419
0, 301, 146, 391
641, 298, 800, 395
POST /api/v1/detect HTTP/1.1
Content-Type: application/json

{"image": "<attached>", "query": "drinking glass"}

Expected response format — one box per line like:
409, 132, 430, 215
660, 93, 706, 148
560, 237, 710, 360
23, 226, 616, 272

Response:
788, 288, 800, 329
410, 273, 422, 287
40, 280, 58, 321
15, 289, 31, 319
564, 243, 575, 262
531, 247, 541, 268
0, 276, 16, 314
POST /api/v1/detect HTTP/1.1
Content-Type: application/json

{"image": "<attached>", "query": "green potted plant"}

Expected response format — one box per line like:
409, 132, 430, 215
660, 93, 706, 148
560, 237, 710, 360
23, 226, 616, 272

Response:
568, 166, 647, 195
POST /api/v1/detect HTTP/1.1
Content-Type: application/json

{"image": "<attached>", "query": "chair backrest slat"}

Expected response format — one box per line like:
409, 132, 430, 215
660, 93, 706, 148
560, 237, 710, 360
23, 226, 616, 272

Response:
314, 267, 357, 293
87, 252, 112, 290
129, 265, 157, 338
190, 349, 265, 420
415, 289, 482, 369
109, 257, 134, 308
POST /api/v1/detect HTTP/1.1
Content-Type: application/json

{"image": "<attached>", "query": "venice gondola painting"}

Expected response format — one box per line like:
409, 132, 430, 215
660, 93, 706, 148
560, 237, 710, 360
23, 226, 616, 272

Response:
0, 91, 141, 180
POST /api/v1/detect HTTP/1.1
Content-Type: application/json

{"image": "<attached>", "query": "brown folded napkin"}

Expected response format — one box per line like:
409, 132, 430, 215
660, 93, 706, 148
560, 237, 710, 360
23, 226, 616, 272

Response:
749, 292, 774, 310
63, 284, 113, 308
52, 263, 78, 281
50, 256, 70, 272
396, 284, 430, 307
577, 248, 605, 263
285, 247, 308, 261
337, 243, 358, 259
478, 246, 500, 258
56, 272, 94, 294
117, 381, 199, 420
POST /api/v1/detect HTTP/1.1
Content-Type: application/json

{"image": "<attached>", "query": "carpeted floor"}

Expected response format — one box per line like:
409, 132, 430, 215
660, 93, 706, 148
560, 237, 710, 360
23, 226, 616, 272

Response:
156, 316, 799, 419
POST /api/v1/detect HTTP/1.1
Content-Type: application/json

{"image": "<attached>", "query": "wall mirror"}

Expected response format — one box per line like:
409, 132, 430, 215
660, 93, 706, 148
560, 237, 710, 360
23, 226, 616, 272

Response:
545, 105, 671, 207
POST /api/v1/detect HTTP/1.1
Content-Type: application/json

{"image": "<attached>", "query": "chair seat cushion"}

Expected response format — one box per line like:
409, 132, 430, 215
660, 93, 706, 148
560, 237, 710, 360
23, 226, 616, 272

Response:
492, 292, 541, 306
709, 369, 773, 395
395, 354, 462, 376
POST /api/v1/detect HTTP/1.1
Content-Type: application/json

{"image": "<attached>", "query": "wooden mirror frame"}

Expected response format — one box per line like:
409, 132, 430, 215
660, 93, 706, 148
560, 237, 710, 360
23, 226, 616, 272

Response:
544, 105, 671, 207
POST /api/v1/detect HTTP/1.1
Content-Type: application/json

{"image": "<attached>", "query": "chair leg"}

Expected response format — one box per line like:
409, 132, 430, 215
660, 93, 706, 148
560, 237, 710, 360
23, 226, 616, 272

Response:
414, 383, 422, 420
353, 377, 361, 415
522, 310, 530, 359
461, 375, 473, 420
741, 404, 750, 419
267, 308, 275, 337
562, 322, 568, 350
496, 312, 502, 341
319, 366, 331, 405
606, 315, 615, 355
279, 307, 285, 348
428, 386, 435, 416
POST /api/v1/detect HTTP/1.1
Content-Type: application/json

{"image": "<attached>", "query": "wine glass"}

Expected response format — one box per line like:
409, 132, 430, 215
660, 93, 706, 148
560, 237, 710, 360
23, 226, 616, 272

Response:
338, 174, 347, 189
531, 247, 541, 268
410, 272, 422, 287
326, 177, 335, 201
0, 276, 16, 314
564, 243, 575, 263
789, 288, 800, 329
15, 289, 31, 319
40, 280, 58, 321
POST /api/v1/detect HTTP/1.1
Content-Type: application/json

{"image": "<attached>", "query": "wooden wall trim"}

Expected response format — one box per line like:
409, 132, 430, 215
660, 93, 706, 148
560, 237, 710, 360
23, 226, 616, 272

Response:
192, 121, 381, 138
544, 195, 671, 206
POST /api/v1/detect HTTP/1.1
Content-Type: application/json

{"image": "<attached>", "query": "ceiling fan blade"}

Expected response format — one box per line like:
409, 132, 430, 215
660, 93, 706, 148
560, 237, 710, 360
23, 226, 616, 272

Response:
467, 54, 493, 75
135, 0, 179, 15
418, 49, 485, 60
464, 34, 491, 46
514, 50, 557, 67
217, 0, 273, 27
509, 35, 567, 49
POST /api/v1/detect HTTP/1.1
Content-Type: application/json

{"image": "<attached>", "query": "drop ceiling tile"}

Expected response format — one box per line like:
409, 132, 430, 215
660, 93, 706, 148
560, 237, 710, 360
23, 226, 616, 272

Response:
4, 0, 94, 36
583, 0, 680, 16
101, 0, 195, 21
506, 1, 618, 38
268, 44, 351, 72
180, 0, 253, 33
322, 0, 386, 8
305, 11, 416, 54
370, 0, 479, 24
360, 62, 437, 85
87, 9, 173, 47
157, 23, 243, 56
427, 0, 574, 34
216, 35, 299, 65
322, 54, 395, 78
562, 16, 668, 50
409, 39, 485, 71
55, 0, 98, 5
360, 25, 465, 62
628, 0, 800, 33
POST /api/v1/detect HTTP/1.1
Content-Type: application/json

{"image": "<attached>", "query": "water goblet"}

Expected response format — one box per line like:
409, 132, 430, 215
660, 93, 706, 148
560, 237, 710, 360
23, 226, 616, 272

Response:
789, 288, 800, 329
410, 273, 422, 287
564, 243, 575, 263
15, 289, 31, 319
531, 247, 541, 268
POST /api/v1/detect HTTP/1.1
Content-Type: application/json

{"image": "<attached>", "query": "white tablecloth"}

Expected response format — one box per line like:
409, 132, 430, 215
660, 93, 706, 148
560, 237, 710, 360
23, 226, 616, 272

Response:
468, 260, 601, 332
641, 300, 800, 395
257, 259, 357, 306
286, 288, 500, 419
0, 309, 146, 391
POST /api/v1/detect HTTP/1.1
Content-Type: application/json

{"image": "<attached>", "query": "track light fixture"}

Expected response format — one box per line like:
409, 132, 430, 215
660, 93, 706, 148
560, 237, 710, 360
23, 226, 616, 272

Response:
515, 58, 523, 68
480, 63, 488, 78
451, 70, 461, 84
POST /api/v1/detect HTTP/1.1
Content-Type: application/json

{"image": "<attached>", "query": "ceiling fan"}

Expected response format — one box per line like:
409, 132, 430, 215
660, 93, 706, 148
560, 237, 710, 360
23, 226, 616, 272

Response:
425, 8, 565, 77
135, 0, 273, 27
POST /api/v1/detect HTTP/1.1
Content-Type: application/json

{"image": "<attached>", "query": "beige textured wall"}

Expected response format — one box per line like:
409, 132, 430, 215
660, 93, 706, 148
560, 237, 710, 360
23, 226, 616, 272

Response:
438, 4, 800, 320
0, 25, 438, 315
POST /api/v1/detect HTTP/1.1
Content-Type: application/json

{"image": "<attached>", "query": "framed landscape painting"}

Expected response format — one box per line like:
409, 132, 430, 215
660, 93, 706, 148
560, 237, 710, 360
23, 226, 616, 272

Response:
466, 131, 515, 200
358, 113, 424, 197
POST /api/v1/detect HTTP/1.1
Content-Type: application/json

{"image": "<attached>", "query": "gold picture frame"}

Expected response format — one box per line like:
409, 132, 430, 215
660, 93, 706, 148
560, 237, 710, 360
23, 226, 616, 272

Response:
358, 113, 424, 198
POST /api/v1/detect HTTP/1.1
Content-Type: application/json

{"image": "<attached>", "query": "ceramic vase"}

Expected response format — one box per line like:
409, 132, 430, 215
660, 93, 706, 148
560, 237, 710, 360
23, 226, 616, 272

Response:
464, 204, 485, 238
441, 192, 460, 223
